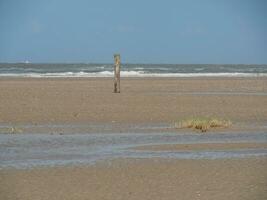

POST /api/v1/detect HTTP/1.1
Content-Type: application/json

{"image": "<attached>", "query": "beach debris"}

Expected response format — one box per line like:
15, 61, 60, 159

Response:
73, 112, 79, 117
175, 117, 232, 132
9, 127, 23, 134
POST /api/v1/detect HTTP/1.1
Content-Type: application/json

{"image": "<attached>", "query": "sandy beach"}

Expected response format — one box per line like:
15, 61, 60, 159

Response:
0, 77, 266, 128
1, 158, 267, 200
1, 0, 267, 199
0, 77, 267, 200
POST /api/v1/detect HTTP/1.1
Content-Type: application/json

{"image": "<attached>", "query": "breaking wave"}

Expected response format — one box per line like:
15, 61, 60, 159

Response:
0, 71, 266, 78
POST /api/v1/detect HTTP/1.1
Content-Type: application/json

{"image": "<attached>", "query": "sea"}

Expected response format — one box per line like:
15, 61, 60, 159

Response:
0, 63, 266, 78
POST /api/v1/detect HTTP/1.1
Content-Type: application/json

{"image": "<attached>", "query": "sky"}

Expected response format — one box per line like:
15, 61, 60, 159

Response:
0, 0, 266, 64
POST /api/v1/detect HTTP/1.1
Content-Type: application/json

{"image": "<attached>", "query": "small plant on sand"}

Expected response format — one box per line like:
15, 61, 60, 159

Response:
175, 117, 231, 132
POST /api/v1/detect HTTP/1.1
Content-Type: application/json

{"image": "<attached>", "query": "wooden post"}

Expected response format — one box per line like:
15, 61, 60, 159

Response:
114, 54, 121, 93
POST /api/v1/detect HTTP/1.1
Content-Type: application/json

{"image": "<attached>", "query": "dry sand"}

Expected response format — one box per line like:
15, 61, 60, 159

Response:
0, 77, 266, 126
1, 158, 266, 200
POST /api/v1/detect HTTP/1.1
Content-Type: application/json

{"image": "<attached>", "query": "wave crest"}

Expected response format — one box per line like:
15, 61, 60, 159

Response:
0, 71, 266, 78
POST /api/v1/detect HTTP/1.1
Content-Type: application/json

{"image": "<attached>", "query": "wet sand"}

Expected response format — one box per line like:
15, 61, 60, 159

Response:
1, 132, 266, 168
1, 158, 267, 200
0, 77, 267, 128
135, 142, 267, 151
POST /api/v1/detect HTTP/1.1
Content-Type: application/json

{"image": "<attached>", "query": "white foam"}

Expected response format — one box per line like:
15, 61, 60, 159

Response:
0, 71, 266, 78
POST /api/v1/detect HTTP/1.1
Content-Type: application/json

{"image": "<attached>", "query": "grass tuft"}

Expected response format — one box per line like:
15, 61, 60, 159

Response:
175, 117, 231, 132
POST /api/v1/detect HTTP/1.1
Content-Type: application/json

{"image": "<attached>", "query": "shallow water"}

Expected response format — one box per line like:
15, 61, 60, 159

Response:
1, 63, 267, 77
0, 132, 266, 169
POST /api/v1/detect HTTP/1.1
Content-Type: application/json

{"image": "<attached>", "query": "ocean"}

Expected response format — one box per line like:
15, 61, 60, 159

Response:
0, 63, 266, 77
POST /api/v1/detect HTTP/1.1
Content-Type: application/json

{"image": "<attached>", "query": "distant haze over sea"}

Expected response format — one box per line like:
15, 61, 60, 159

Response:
0, 63, 266, 78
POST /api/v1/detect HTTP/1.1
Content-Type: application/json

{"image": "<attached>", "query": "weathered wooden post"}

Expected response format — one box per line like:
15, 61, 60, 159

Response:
114, 54, 121, 93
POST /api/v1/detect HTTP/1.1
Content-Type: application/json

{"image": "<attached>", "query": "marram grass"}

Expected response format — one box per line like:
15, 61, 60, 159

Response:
175, 117, 232, 132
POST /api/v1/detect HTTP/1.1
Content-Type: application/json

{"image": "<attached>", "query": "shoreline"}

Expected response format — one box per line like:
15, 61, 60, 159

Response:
1, 73, 267, 78
1, 76, 267, 79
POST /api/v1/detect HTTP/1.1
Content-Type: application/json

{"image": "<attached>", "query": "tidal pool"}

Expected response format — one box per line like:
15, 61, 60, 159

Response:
0, 132, 267, 169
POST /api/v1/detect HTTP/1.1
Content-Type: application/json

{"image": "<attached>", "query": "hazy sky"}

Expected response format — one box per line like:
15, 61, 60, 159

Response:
0, 0, 266, 64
